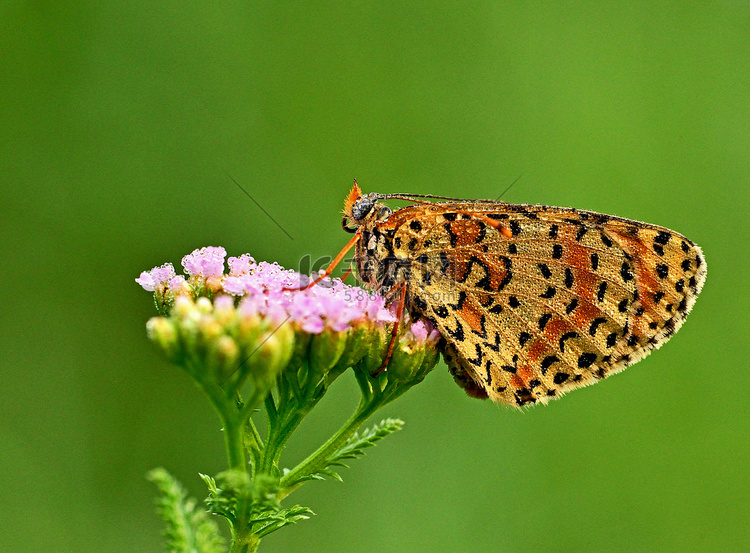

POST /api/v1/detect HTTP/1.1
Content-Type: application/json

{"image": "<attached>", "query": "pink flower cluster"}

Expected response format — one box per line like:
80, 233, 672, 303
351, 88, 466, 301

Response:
136, 247, 408, 334
134, 263, 185, 293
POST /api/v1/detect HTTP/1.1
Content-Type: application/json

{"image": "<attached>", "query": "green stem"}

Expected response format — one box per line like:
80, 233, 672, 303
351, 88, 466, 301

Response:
222, 414, 246, 471
259, 380, 329, 474
239, 387, 265, 421
278, 396, 382, 499
229, 531, 260, 553
244, 417, 264, 471
191, 374, 247, 472
260, 406, 304, 474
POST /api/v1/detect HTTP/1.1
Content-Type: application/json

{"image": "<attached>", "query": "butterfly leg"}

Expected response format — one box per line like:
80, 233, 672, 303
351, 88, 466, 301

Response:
283, 232, 361, 291
371, 280, 407, 377
339, 266, 353, 282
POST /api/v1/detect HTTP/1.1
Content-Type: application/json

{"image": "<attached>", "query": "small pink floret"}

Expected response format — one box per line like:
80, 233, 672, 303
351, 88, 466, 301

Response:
181, 246, 227, 278
135, 263, 177, 291
135, 271, 155, 291
228, 254, 255, 276
409, 319, 441, 343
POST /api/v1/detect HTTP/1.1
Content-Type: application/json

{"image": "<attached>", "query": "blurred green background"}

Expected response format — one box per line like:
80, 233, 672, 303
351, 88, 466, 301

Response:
2, 2, 748, 552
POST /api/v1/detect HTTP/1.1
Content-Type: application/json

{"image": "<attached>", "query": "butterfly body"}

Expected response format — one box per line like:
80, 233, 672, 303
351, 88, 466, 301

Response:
343, 185, 707, 407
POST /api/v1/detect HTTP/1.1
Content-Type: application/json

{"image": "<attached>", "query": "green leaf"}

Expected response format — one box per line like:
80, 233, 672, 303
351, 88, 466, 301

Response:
330, 418, 403, 463
147, 468, 226, 553
253, 505, 315, 538
295, 418, 404, 484
202, 470, 314, 539
202, 469, 252, 523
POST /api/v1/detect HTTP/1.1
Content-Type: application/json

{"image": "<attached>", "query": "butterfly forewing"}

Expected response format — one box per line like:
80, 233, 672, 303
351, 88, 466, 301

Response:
374, 201, 706, 407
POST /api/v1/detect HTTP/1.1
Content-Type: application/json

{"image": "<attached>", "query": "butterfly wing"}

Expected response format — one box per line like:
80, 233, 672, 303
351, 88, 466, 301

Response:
389, 202, 706, 407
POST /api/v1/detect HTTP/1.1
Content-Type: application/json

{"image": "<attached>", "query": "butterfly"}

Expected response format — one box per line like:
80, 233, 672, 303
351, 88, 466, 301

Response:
316, 181, 706, 407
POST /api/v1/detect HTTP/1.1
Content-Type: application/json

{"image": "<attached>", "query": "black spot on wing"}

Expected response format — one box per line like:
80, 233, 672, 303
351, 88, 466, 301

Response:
553, 372, 569, 384
564, 268, 574, 289
540, 286, 557, 299
621, 262, 634, 282
597, 281, 607, 302
467, 343, 483, 366
446, 320, 465, 341
447, 291, 467, 310
538, 313, 552, 331
654, 231, 671, 245
588, 317, 607, 336
443, 223, 458, 247
578, 352, 597, 368
538, 263, 552, 279
540, 355, 559, 375
558, 332, 579, 353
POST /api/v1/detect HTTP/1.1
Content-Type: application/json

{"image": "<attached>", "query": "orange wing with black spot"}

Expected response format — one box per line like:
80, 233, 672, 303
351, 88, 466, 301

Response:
386, 202, 706, 407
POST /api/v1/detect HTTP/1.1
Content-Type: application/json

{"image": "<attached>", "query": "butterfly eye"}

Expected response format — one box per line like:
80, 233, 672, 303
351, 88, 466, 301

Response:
352, 197, 376, 221
376, 206, 392, 221
341, 217, 357, 233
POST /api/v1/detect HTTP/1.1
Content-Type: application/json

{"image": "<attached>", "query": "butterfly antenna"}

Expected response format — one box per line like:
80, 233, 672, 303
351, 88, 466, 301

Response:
384, 193, 475, 203
495, 170, 526, 201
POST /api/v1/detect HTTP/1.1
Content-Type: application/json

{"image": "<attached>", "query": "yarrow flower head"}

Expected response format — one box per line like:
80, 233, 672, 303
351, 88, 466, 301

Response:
138, 247, 444, 553
137, 246, 441, 395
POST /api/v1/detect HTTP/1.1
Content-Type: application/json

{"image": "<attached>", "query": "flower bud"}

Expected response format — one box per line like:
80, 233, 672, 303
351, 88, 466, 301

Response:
354, 323, 390, 376
325, 324, 369, 384
308, 329, 348, 381
237, 312, 263, 346
195, 297, 213, 314
213, 295, 238, 327
205, 276, 224, 294
415, 345, 441, 382
286, 332, 311, 375
211, 335, 240, 377
146, 317, 180, 362
173, 295, 195, 317
244, 321, 295, 392
386, 334, 426, 384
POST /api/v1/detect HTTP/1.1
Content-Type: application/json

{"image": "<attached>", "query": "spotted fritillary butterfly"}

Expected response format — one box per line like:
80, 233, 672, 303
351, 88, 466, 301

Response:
324, 182, 706, 407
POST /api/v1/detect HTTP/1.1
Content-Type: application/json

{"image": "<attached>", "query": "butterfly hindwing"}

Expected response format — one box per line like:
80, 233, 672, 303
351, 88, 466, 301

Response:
385, 202, 706, 407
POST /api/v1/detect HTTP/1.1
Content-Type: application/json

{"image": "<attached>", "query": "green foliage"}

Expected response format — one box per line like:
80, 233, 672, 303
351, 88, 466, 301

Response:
252, 504, 316, 539
201, 471, 314, 540
332, 418, 404, 466
147, 468, 226, 553
290, 418, 404, 485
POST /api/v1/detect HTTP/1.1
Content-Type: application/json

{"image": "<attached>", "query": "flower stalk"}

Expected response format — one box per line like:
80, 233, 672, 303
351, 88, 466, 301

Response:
138, 247, 441, 553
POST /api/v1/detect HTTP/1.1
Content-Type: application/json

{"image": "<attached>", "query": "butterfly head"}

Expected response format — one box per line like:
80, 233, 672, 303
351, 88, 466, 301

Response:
342, 181, 391, 233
